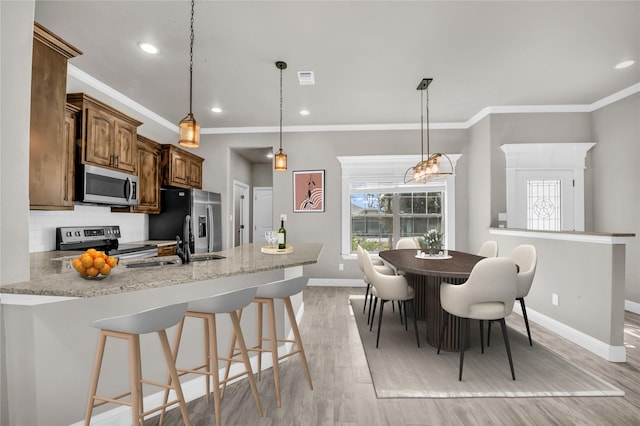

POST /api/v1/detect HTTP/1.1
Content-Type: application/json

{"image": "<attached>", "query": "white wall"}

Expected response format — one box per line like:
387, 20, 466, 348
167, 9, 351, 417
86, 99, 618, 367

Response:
0, 0, 34, 285
29, 205, 148, 252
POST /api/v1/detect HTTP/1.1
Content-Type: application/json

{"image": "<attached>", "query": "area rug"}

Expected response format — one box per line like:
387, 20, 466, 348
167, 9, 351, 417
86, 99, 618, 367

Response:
349, 295, 624, 398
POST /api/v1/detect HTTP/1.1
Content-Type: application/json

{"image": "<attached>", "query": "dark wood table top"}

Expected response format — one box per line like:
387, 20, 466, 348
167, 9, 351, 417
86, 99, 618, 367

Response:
378, 249, 485, 279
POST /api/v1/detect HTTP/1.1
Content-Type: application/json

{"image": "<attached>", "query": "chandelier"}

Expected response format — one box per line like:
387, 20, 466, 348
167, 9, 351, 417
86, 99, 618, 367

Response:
404, 78, 453, 183
178, 0, 200, 148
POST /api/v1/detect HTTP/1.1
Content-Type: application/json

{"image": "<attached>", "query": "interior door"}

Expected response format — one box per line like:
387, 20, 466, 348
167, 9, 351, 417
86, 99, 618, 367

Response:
233, 181, 250, 246
510, 170, 575, 231
253, 187, 273, 244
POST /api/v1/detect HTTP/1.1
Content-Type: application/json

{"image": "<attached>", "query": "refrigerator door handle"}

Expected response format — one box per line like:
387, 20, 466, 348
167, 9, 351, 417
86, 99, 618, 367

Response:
206, 205, 214, 252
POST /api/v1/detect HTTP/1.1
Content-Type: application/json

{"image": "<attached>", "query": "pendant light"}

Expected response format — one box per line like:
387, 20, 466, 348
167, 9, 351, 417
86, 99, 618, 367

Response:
178, 0, 200, 148
404, 78, 454, 184
274, 61, 288, 171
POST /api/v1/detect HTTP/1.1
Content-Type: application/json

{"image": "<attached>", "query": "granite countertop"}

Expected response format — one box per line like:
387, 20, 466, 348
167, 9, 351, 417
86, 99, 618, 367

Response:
0, 243, 323, 298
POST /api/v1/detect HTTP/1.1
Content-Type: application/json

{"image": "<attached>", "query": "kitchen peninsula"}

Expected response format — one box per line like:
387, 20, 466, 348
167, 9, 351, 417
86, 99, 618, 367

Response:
0, 243, 322, 426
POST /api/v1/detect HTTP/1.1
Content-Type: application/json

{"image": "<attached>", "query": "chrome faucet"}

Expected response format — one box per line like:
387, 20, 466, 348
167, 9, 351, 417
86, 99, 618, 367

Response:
176, 215, 192, 264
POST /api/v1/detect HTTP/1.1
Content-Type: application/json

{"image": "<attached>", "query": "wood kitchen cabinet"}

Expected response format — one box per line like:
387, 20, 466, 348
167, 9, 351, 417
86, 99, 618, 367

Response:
67, 93, 142, 174
29, 23, 82, 210
111, 135, 161, 214
160, 144, 204, 189
133, 135, 161, 213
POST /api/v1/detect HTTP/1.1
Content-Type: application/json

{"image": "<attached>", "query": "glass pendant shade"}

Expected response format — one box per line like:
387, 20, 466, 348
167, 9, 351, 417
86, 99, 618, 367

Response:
178, 113, 200, 148
274, 148, 287, 171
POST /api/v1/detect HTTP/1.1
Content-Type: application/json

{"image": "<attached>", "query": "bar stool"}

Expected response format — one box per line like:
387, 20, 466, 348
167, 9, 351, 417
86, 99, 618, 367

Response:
160, 287, 262, 426
222, 276, 313, 408
84, 302, 191, 426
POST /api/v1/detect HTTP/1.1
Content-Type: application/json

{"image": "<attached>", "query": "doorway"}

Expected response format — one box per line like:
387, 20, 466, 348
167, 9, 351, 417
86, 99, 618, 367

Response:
233, 180, 250, 246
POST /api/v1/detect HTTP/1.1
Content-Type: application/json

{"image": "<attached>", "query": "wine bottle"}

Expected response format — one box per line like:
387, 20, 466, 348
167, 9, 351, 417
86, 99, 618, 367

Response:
278, 220, 286, 249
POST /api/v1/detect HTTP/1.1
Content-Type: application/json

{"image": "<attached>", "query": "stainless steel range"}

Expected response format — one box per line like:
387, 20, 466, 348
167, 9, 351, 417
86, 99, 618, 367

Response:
55, 225, 158, 260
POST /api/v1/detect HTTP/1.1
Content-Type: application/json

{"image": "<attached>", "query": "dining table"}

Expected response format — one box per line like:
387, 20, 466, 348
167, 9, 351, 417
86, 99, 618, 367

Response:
378, 249, 485, 351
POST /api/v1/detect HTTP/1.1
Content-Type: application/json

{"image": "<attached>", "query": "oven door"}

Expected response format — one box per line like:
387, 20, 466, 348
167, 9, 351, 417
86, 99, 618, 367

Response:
78, 165, 139, 206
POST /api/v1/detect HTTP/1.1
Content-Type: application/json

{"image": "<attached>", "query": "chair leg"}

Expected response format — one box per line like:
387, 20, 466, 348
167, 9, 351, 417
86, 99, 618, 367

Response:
85, 332, 108, 426
487, 320, 492, 347
398, 301, 404, 326
221, 308, 242, 398
369, 297, 378, 332
363, 283, 370, 314
479, 320, 485, 354
458, 317, 467, 381
519, 297, 533, 346
130, 334, 142, 426
158, 330, 192, 426
375, 300, 386, 348
403, 301, 408, 330
437, 312, 449, 354
284, 297, 314, 390
229, 310, 263, 416
266, 298, 282, 408
367, 293, 374, 325
411, 300, 420, 348
499, 318, 516, 380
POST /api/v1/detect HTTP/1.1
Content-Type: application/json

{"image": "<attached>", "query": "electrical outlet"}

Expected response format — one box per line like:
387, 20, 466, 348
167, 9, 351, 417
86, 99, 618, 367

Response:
280, 213, 287, 221
338, 263, 344, 271
552, 293, 559, 306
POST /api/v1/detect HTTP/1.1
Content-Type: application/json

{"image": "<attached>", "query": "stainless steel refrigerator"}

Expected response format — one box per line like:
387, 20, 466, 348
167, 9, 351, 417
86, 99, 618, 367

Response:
149, 188, 222, 253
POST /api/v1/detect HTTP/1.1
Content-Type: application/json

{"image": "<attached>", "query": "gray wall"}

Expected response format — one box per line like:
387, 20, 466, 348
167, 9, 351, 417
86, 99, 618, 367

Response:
200, 128, 468, 279
591, 94, 640, 302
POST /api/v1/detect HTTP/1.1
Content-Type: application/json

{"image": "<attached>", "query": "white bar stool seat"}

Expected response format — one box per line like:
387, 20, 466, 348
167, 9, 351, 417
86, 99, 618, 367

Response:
222, 276, 313, 408
84, 302, 191, 426
160, 286, 262, 426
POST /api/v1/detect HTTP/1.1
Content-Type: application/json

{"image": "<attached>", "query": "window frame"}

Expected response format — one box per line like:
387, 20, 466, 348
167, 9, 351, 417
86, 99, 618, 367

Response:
338, 155, 460, 258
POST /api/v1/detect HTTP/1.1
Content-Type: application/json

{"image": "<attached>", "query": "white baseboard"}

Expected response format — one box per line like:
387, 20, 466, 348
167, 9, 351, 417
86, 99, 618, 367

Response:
511, 303, 626, 362
625, 299, 640, 315
76, 302, 305, 426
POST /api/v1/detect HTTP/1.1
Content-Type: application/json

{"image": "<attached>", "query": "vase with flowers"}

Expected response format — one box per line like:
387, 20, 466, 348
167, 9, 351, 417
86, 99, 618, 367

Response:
419, 228, 443, 256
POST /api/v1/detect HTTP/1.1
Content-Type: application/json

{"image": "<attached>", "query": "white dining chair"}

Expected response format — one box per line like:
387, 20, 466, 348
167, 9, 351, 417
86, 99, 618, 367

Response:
357, 245, 395, 320
489, 244, 537, 346
438, 257, 518, 381
477, 240, 498, 257
362, 248, 420, 348
396, 238, 419, 249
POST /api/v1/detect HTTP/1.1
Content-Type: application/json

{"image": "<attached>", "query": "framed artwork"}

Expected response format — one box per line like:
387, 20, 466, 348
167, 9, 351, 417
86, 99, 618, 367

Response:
293, 170, 325, 212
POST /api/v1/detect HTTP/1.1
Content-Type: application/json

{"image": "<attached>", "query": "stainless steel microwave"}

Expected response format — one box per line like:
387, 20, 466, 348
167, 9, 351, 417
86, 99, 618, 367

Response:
77, 164, 138, 206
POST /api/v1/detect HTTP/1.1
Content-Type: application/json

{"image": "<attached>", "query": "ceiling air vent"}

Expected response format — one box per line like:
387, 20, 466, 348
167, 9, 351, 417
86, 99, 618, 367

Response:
297, 71, 315, 85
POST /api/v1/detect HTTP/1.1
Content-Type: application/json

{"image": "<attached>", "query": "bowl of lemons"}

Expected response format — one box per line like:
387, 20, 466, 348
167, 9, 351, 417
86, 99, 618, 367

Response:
71, 248, 118, 279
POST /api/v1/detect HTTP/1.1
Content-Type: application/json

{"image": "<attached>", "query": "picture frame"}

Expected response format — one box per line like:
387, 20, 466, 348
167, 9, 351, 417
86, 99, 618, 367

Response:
293, 170, 325, 212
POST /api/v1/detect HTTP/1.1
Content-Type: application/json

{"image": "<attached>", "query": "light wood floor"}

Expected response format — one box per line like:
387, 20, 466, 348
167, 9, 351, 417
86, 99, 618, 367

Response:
149, 286, 640, 425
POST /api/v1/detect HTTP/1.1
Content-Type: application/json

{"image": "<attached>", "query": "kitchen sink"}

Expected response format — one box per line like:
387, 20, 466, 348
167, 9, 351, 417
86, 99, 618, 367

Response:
190, 254, 225, 262
123, 259, 181, 268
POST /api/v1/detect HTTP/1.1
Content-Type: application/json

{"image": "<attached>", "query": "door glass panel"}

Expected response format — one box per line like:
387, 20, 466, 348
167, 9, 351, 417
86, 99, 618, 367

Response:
527, 179, 561, 231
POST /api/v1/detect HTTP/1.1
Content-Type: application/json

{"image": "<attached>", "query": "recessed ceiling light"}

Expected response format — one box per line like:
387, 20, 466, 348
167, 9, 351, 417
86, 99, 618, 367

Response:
615, 60, 635, 69
211, 107, 222, 113
138, 42, 159, 54
299, 109, 310, 116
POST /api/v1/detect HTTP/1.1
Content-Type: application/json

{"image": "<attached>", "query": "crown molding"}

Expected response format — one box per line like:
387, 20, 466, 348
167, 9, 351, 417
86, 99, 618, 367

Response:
68, 65, 639, 136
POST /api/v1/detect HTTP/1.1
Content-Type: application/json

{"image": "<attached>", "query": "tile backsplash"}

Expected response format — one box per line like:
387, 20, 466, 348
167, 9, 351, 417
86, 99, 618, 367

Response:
29, 204, 148, 253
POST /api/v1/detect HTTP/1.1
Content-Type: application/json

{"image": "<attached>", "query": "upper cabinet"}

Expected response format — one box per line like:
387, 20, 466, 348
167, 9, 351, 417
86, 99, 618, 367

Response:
67, 93, 142, 174
133, 135, 162, 214
29, 23, 82, 210
161, 144, 204, 189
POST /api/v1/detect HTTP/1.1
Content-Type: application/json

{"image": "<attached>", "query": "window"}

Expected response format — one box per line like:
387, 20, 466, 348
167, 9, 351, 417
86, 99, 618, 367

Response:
338, 155, 460, 256
526, 179, 561, 231
350, 191, 444, 252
